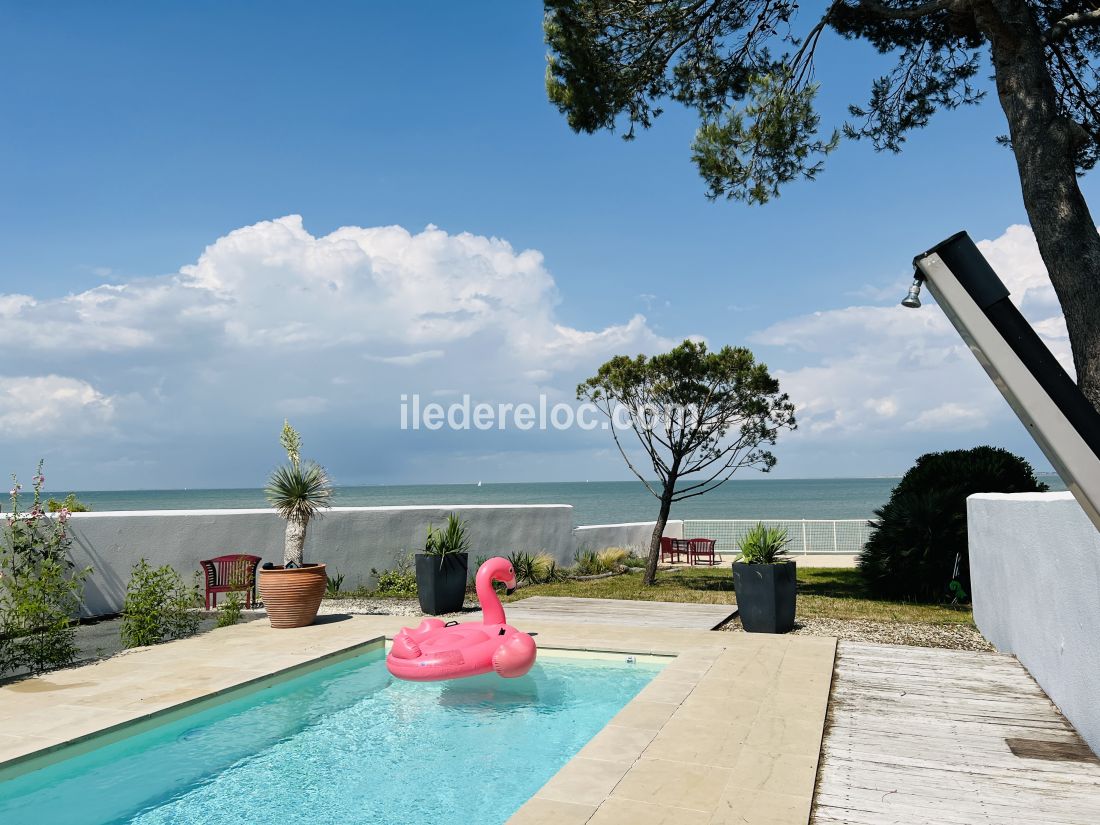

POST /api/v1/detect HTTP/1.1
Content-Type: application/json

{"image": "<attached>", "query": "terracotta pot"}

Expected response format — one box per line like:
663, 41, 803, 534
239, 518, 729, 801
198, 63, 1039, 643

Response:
258, 563, 327, 628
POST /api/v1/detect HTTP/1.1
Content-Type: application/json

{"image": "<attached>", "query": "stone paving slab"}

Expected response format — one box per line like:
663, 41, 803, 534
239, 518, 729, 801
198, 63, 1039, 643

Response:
510, 631, 837, 825
497, 596, 738, 630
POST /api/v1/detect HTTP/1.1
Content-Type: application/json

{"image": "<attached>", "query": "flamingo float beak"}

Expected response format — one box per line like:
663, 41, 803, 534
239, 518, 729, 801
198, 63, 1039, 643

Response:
503, 574, 518, 595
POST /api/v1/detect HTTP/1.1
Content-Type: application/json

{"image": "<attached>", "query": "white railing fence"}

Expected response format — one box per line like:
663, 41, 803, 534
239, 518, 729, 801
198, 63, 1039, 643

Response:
682, 519, 874, 556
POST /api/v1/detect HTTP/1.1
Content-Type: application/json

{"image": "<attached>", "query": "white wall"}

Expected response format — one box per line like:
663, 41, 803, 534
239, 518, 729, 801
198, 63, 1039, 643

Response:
968, 492, 1100, 754
64, 505, 574, 617
573, 520, 683, 555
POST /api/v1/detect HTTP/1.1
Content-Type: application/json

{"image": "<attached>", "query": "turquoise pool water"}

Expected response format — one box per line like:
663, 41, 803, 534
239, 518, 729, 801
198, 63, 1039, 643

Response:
0, 648, 661, 824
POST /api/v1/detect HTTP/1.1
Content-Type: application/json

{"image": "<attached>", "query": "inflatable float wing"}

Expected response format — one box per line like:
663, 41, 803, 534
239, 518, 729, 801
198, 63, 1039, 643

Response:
386, 556, 537, 682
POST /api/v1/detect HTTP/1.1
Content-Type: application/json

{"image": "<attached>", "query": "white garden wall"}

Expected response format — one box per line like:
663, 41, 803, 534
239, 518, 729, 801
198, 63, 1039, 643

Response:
968, 492, 1100, 754
65, 505, 574, 617
573, 520, 683, 555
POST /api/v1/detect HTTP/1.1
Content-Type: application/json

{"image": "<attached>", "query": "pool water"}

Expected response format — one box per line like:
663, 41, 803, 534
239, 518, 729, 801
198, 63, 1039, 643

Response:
0, 647, 662, 824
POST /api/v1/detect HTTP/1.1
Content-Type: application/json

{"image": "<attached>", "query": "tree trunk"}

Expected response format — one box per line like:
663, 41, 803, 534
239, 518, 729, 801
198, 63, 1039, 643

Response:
644, 482, 676, 585
283, 515, 308, 566
974, 0, 1100, 412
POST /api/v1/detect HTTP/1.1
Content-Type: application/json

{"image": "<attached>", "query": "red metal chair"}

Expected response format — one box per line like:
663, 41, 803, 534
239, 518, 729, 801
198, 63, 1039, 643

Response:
199, 554, 261, 609
688, 538, 718, 566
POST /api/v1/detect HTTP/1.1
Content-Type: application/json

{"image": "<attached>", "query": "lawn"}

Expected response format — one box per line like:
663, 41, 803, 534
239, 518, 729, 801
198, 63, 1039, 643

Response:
503, 566, 975, 626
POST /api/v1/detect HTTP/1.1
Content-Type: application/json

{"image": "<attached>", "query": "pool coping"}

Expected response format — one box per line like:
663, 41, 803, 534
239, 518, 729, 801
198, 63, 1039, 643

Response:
0, 614, 836, 824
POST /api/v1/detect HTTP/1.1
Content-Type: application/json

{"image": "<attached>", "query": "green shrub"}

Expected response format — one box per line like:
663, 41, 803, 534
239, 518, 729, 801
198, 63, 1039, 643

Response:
216, 590, 243, 628
371, 554, 418, 597
622, 553, 647, 569
0, 557, 87, 675
509, 551, 536, 583
46, 494, 91, 513
736, 524, 791, 564
572, 548, 609, 576
326, 570, 345, 597
859, 446, 1048, 602
424, 513, 470, 558
531, 552, 565, 583
120, 560, 202, 648
0, 462, 90, 677
509, 551, 566, 585
597, 548, 629, 569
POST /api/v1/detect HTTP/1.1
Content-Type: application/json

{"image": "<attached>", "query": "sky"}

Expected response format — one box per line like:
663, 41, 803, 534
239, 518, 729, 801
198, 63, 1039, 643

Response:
0, 1, 1095, 490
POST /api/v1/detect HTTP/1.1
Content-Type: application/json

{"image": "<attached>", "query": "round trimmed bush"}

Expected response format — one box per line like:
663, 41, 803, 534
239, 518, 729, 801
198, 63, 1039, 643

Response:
858, 446, 1049, 602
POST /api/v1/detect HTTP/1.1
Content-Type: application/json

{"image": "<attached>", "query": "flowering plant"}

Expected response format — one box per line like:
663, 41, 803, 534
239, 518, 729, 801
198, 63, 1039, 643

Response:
0, 461, 89, 676
3, 460, 75, 578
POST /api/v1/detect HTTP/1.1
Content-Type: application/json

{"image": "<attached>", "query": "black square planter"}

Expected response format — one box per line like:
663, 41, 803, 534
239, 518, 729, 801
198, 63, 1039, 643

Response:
415, 553, 469, 615
732, 560, 796, 634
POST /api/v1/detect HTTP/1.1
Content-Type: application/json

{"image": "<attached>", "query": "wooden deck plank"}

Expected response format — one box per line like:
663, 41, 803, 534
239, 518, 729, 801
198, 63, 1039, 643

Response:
813, 640, 1100, 825
500, 596, 737, 630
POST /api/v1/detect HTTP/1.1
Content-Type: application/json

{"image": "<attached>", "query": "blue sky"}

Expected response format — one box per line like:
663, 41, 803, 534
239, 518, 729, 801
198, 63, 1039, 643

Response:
1, 2, 1094, 489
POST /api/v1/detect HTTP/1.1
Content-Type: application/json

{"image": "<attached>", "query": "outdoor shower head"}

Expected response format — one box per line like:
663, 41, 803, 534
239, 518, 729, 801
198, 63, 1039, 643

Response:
900, 277, 923, 308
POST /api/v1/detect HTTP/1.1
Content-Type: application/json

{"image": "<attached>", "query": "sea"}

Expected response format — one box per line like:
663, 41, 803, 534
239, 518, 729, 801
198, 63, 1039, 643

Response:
53, 475, 1066, 526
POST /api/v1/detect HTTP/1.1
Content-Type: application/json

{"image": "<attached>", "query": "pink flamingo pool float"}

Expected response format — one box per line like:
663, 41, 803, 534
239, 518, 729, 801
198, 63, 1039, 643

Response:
386, 556, 538, 682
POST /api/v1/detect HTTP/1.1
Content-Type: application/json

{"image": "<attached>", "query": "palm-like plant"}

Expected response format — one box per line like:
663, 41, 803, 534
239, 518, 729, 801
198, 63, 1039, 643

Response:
265, 421, 333, 566
737, 523, 790, 565
423, 513, 470, 566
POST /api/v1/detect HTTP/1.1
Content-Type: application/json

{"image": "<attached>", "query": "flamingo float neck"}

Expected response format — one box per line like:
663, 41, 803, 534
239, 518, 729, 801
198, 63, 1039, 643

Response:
475, 557, 516, 625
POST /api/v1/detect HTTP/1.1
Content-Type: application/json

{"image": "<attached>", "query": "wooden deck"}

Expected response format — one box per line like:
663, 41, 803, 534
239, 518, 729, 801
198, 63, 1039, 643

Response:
500, 596, 737, 630
814, 641, 1100, 824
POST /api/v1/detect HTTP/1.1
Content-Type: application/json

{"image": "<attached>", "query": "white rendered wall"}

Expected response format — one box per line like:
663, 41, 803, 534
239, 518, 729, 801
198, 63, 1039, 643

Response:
63, 505, 574, 617
573, 520, 684, 555
968, 492, 1100, 754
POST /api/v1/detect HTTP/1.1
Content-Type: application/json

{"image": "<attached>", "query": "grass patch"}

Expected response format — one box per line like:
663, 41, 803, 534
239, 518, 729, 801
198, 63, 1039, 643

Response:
504, 566, 974, 626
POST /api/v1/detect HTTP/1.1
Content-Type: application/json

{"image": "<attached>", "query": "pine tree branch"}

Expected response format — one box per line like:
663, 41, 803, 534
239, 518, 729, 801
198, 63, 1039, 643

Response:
1045, 9, 1100, 45
856, 0, 952, 20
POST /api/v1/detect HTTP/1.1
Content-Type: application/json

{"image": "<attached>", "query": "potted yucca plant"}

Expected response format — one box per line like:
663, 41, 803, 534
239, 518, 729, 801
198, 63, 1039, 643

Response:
732, 523, 796, 633
258, 421, 333, 628
415, 513, 470, 615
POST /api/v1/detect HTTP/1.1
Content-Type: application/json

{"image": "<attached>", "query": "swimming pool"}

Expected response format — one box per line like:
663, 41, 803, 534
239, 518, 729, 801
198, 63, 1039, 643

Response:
0, 646, 662, 824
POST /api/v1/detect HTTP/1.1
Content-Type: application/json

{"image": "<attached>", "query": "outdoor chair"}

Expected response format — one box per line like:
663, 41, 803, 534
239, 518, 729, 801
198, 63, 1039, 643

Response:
670, 538, 692, 564
660, 536, 687, 564
199, 554, 261, 610
687, 538, 718, 566
659, 536, 675, 563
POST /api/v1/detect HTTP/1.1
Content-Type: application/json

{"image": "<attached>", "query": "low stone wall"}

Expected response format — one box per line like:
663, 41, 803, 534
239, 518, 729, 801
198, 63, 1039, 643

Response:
968, 492, 1100, 755
573, 520, 684, 556
65, 504, 574, 617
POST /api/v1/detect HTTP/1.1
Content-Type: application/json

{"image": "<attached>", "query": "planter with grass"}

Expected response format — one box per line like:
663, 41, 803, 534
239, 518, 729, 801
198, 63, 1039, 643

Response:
258, 421, 333, 629
415, 513, 470, 615
732, 523, 796, 634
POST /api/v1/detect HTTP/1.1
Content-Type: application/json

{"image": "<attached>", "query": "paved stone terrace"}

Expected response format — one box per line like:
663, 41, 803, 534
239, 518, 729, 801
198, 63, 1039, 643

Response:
5, 601, 1097, 824
0, 609, 834, 824
510, 631, 835, 824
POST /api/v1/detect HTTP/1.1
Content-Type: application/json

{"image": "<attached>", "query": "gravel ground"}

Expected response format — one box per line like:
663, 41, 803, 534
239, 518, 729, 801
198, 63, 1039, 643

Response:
720, 615, 993, 651
318, 597, 478, 618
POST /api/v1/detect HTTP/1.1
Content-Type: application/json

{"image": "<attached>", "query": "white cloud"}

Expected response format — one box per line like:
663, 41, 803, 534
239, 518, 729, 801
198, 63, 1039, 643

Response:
364, 350, 446, 366
2, 216, 671, 368
2, 216, 1076, 486
0, 216, 674, 484
0, 376, 114, 436
751, 224, 1077, 446
905, 402, 988, 432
